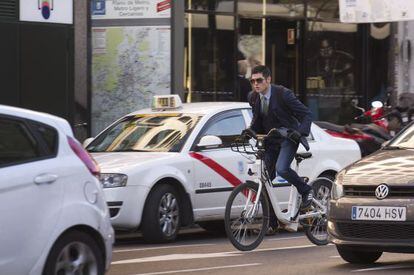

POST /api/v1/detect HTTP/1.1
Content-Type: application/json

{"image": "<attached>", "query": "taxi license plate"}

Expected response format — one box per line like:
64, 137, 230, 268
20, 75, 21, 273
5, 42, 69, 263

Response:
352, 206, 406, 221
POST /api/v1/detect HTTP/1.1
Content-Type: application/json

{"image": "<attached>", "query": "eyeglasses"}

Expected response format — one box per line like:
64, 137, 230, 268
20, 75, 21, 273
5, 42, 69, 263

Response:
250, 78, 265, 85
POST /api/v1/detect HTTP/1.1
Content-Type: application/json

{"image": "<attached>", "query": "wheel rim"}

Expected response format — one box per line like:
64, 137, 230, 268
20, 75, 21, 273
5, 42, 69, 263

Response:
159, 192, 179, 237
228, 186, 266, 247
55, 241, 98, 275
309, 184, 331, 241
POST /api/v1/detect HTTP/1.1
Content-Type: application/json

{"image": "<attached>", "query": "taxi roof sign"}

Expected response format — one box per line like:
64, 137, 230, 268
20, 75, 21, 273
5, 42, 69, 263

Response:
152, 95, 183, 111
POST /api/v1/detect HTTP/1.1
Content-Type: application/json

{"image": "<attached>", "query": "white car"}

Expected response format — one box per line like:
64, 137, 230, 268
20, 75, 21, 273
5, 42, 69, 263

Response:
86, 95, 361, 242
0, 105, 114, 274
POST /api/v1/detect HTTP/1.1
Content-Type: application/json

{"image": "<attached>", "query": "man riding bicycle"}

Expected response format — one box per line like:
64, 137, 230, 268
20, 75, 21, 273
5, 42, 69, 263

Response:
246, 65, 313, 210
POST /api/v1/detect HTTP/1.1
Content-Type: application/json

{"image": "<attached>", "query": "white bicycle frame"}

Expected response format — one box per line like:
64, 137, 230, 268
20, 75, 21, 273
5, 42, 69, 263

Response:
246, 152, 328, 231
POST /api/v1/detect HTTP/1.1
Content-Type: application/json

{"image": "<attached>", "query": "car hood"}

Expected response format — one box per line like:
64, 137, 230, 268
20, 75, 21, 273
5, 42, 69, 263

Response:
342, 148, 414, 185
91, 152, 177, 173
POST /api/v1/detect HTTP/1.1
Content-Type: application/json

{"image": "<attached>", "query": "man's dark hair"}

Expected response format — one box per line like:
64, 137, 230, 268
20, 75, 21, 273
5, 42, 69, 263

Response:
251, 65, 271, 78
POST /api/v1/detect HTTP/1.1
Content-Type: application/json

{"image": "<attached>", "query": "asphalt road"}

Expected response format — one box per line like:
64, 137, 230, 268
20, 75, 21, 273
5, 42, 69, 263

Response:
108, 228, 414, 275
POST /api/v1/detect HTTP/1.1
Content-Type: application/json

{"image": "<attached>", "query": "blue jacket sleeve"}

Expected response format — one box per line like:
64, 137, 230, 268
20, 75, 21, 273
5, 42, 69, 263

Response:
283, 90, 312, 136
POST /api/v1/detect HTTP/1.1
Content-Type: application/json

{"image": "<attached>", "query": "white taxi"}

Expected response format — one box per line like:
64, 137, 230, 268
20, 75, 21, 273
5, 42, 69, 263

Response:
86, 95, 361, 242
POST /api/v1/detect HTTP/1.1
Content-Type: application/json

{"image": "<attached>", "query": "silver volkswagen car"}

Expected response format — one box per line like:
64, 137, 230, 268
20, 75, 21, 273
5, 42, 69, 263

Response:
329, 122, 414, 264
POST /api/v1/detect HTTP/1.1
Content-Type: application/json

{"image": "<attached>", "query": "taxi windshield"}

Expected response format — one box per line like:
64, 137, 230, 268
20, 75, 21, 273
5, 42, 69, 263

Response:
87, 114, 202, 153
387, 123, 414, 149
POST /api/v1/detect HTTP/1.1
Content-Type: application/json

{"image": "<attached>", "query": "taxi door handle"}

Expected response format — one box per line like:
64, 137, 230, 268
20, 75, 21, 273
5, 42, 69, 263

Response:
34, 174, 58, 185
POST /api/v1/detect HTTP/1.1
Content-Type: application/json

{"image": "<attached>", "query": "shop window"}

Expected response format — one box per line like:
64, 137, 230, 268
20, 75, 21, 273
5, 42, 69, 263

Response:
307, 0, 339, 21
185, 14, 236, 102
235, 18, 263, 101
238, 0, 305, 18
186, 0, 234, 13
266, 0, 305, 18
305, 22, 361, 124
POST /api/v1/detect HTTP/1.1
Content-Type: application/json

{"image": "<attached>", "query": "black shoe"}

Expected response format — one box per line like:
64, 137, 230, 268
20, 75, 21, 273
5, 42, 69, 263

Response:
301, 189, 314, 210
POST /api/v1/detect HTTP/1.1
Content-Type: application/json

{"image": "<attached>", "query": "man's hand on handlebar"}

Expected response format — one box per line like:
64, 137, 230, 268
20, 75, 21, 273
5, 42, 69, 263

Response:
240, 128, 257, 140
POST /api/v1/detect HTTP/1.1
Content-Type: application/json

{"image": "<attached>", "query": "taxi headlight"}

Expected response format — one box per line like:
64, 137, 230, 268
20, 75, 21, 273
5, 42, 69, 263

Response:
99, 173, 128, 188
331, 170, 345, 200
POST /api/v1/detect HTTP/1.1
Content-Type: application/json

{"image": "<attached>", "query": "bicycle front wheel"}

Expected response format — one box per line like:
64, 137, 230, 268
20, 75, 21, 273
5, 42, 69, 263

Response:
224, 181, 269, 251
305, 177, 332, 246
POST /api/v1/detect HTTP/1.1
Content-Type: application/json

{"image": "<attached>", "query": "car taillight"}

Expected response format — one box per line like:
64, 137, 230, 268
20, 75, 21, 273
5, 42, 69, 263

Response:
67, 136, 100, 177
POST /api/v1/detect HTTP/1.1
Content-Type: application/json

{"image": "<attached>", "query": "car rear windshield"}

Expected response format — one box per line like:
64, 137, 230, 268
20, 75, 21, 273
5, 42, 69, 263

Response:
87, 113, 202, 153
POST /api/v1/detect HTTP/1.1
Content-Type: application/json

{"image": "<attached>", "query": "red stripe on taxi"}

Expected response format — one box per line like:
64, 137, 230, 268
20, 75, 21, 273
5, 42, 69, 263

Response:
189, 152, 242, 187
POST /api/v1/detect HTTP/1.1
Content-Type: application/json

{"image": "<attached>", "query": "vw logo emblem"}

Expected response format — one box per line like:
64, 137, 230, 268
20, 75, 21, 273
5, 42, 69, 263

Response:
375, 184, 389, 200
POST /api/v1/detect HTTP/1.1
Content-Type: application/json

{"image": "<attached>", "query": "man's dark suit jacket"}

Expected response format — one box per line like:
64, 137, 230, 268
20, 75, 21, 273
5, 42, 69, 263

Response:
250, 84, 312, 137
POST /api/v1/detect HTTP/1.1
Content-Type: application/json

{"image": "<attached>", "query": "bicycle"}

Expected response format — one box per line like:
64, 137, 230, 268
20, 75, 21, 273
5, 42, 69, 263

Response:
224, 128, 332, 251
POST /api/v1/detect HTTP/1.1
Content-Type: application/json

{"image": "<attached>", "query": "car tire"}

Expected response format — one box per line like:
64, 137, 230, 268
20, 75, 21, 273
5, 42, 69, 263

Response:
336, 245, 382, 264
198, 221, 225, 233
142, 184, 181, 243
43, 230, 104, 275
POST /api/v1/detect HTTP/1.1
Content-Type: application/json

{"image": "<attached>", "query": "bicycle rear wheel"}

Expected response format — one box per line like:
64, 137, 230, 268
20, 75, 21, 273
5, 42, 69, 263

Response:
224, 181, 269, 251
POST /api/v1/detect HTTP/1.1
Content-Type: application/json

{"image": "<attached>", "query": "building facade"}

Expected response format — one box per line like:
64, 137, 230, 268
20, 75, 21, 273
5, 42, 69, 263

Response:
0, 1, 396, 139
90, 0, 395, 135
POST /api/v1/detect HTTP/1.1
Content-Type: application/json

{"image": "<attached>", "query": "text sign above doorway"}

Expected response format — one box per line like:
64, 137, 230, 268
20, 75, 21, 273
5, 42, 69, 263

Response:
20, 0, 73, 24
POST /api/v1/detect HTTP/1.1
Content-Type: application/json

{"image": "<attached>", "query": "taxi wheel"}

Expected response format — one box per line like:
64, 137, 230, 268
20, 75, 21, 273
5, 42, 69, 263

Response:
43, 230, 104, 275
142, 184, 181, 243
336, 245, 382, 264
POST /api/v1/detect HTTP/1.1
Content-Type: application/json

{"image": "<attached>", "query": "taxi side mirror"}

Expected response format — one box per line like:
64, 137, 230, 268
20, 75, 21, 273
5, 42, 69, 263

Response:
196, 135, 222, 151
83, 137, 94, 148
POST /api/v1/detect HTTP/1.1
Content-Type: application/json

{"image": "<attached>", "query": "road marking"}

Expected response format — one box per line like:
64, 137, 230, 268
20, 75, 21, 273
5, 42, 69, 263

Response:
249, 243, 333, 253
129, 263, 262, 275
113, 243, 332, 265
266, 236, 306, 241
114, 243, 214, 253
112, 252, 243, 265
352, 264, 414, 272
329, 255, 341, 259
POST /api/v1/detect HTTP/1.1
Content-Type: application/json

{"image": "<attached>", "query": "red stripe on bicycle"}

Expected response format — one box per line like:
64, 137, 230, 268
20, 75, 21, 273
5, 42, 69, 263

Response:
189, 152, 242, 187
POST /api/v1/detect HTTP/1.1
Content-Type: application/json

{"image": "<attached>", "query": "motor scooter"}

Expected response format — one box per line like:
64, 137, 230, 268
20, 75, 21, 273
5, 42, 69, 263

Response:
315, 99, 392, 156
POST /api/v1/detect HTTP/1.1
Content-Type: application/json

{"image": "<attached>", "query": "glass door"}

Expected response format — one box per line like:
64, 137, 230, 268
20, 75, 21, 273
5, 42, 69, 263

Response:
265, 19, 301, 92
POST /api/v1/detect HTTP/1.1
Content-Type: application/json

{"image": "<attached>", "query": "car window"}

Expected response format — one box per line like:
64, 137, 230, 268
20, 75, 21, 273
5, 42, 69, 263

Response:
202, 112, 246, 147
0, 117, 40, 167
389, 123, 414, 149
30, 121, 58, 155
247, 109, 253, 118
87, 113, 202, 153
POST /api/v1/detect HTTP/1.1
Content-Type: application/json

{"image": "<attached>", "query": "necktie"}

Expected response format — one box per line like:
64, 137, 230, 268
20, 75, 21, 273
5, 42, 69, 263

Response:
261, 96, 268, 116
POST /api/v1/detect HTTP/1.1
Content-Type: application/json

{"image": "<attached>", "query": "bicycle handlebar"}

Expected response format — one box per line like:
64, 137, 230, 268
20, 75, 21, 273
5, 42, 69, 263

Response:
240, 127, 310, 151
